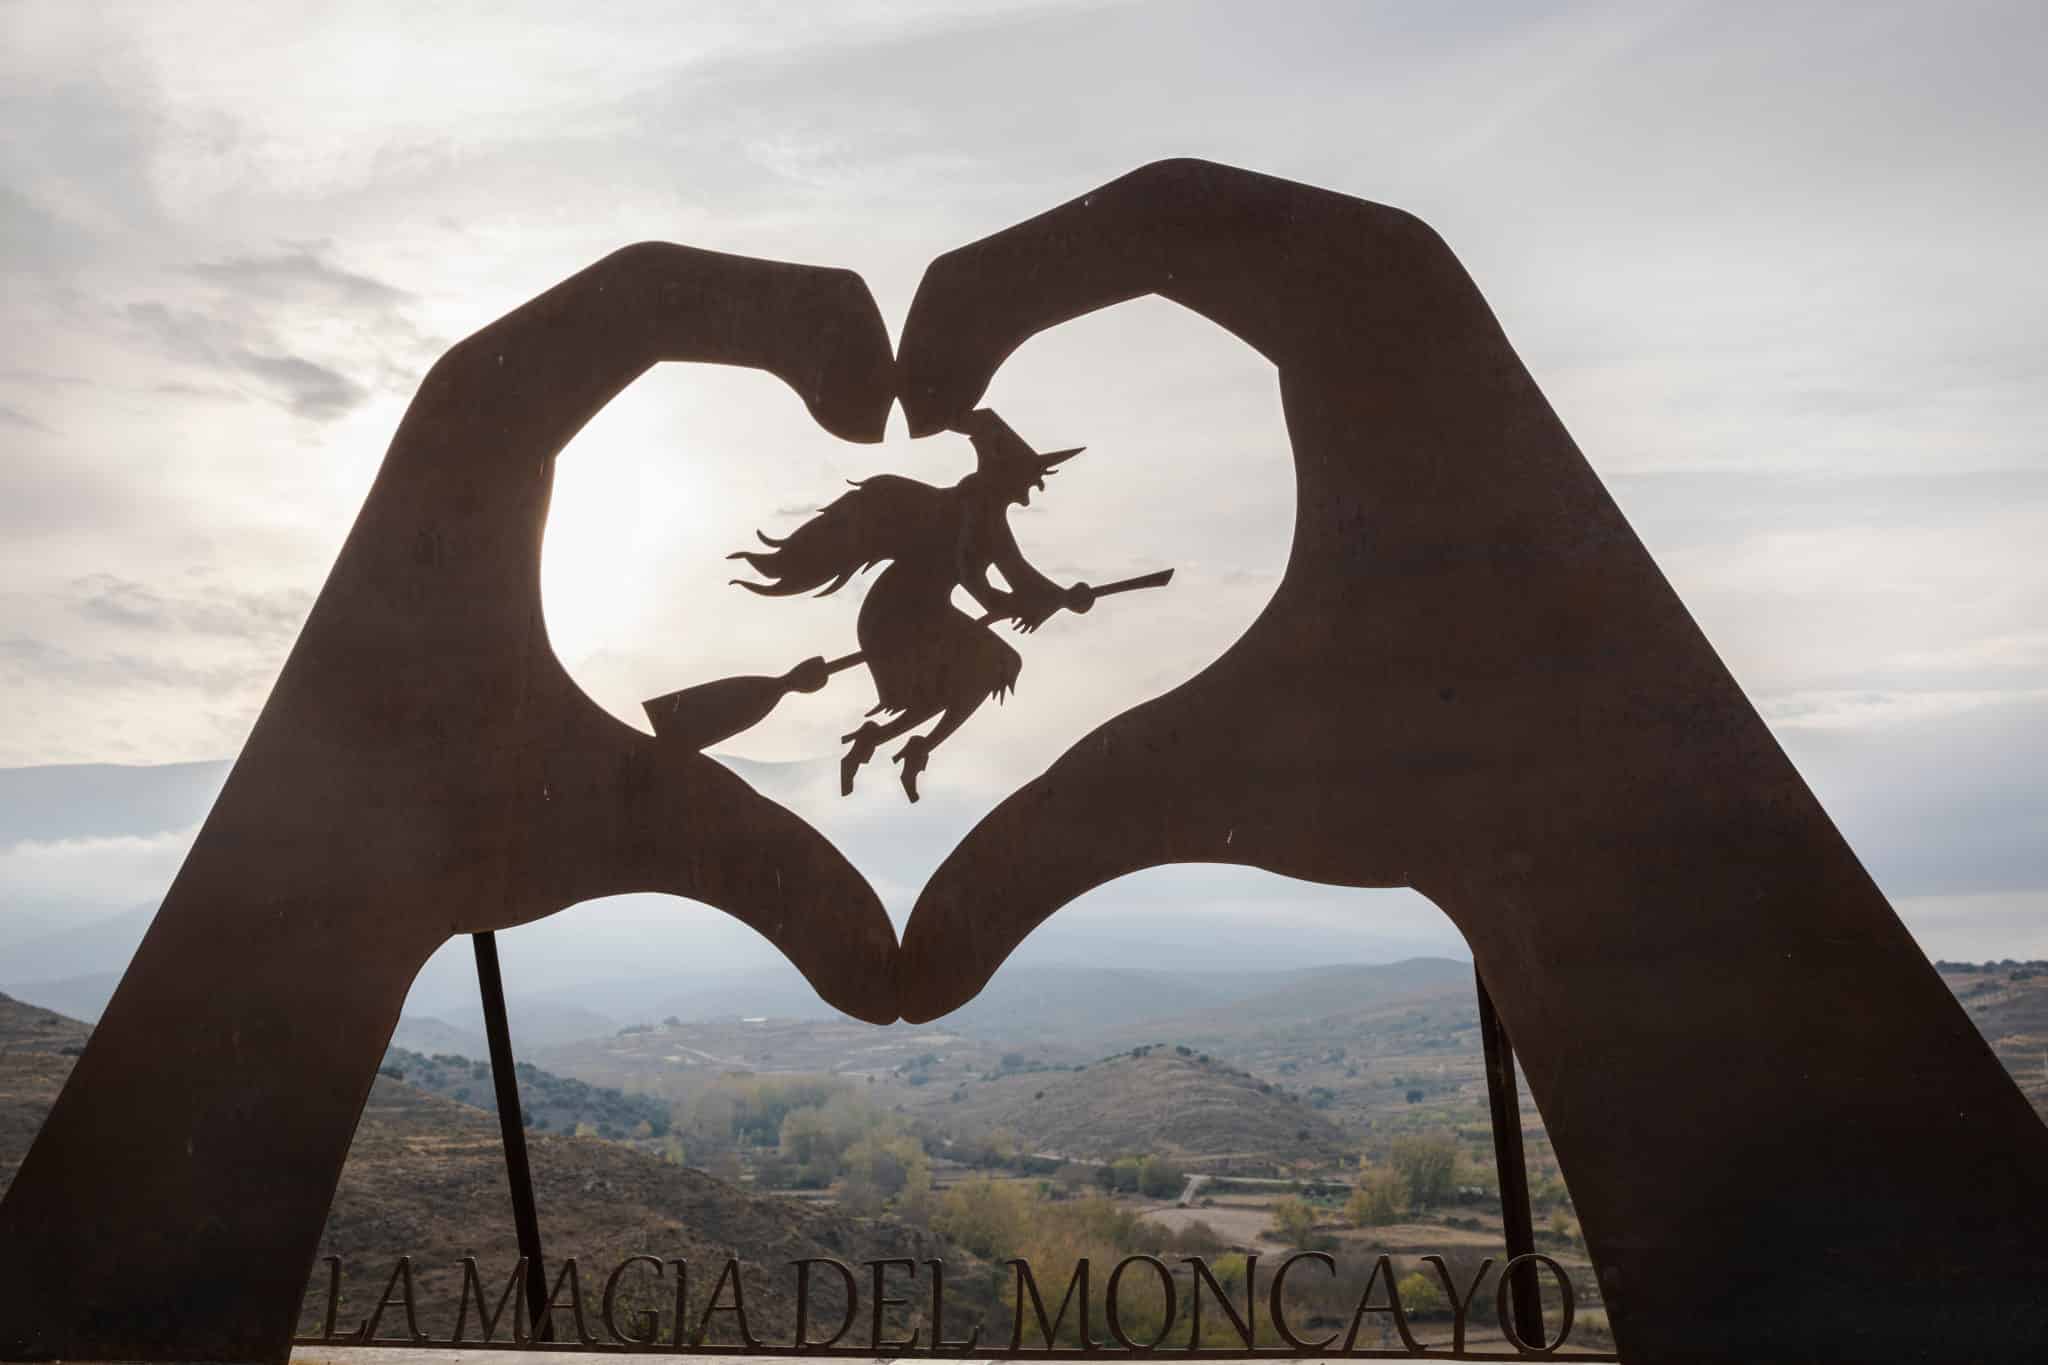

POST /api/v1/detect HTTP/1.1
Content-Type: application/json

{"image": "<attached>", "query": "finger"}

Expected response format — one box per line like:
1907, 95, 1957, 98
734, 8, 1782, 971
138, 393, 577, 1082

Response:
896, 652, 1416, 1024
509, 686, 898, 1024
425, 242, 894, 454
897, 158, 1461, 434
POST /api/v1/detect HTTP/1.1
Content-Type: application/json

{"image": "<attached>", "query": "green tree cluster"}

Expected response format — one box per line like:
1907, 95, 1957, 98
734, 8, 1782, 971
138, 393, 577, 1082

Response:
1387, 1133, 1460, 1208
1346, 1164, 1411, 1227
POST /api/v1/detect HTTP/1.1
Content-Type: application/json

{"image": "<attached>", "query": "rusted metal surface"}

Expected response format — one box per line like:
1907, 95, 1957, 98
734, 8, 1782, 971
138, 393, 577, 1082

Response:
1472, 974, 1539, 1351
471, 934, 551, 1342
0, 245, 901, 1364
890, 160, 2048, 1360
1, 160, 2044, 1363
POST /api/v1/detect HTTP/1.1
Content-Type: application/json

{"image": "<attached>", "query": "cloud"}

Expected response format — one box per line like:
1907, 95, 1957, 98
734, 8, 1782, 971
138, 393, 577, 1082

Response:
117, 243, 430, 422
0, 368, 91, 387
227, 348, 366, 420
67, 572, 312, 642
0, 404, 52, 432
0, 634, 272, 694
0, 825, 196, 911
181, 250, 413, 309
123, 298, 370, 420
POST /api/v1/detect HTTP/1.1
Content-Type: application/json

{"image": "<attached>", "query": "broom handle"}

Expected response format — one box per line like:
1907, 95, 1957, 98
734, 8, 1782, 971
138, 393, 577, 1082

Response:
818, 568, 1174, 675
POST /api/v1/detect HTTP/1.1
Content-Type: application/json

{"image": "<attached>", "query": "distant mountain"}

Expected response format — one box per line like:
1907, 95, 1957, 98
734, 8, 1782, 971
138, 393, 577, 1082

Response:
1093, 958, 1479, 1050
420, 997, 621, 1050
0, 907, 156, 992
0, 973, 122, 1025
389, 1014, 490, 1059
934, 966, 1256, 1041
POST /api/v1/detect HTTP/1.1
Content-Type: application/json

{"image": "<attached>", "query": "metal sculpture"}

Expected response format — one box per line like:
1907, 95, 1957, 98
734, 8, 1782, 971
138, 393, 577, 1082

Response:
892, 160, 2048, 1362
1, 160, 2043, 1365
645, 411, 1169, 800
0, 245, 902, 1364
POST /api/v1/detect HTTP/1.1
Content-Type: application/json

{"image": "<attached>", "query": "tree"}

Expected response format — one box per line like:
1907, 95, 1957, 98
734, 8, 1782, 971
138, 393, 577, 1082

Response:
1136, 1154, 1183, 1199
934, 1177, 1030, 1259
1269, 1197, 1319, 1248
779, 1105, 834, 1173
896, 1146, 936, 1225
1396, 1271, 1447, 1317
1388, 1134, 1459, 1208
1054, 1162, 1096, 1196
836, 1171, 886, 1217
1347, 1166, 1410, 1226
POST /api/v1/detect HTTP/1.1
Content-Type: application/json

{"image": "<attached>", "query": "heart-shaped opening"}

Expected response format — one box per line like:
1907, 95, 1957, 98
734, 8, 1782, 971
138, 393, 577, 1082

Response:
535, 296, 1296, 942
350, 253, 1608, 1355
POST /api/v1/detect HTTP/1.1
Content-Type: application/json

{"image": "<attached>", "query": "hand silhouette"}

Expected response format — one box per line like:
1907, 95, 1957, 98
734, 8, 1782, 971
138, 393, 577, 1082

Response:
0, 244, 899, 1363
895, 160, 2048, 1361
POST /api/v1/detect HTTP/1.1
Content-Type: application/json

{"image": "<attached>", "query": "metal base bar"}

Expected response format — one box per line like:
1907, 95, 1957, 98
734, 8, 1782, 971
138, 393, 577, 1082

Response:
473, 931, 551, 1339
1475, 969, 1543, 1348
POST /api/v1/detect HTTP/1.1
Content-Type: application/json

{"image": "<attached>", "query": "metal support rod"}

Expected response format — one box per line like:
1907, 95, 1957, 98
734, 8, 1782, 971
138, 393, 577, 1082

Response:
1476, 969, 1544, 1348
473, 931, 551, 1339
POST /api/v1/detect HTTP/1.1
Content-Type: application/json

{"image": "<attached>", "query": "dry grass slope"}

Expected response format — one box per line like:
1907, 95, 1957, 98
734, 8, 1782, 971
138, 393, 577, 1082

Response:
912, 1049, 1352, 1167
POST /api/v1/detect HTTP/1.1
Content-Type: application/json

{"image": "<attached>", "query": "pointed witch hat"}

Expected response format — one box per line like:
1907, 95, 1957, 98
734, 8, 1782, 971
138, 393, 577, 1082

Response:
955, 408, 1083, 487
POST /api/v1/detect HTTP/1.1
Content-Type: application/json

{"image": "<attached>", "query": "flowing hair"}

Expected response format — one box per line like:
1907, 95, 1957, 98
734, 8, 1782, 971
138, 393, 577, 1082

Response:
727, 474, 937, 598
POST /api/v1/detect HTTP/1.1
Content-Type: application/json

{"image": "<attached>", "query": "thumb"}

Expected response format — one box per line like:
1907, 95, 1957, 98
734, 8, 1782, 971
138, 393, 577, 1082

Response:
896, 641, 1411, 1023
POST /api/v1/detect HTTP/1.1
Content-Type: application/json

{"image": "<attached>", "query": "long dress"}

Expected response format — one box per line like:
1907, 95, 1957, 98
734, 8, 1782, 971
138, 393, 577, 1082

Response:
854, 483, 1048, 717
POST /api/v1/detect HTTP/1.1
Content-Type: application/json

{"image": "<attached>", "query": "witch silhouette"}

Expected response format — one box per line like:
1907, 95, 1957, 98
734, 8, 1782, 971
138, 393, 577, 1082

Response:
726, 409, 1121, 801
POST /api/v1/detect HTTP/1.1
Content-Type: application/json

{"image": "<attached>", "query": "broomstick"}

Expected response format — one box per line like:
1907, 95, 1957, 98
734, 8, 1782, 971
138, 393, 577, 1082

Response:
643, 568, 1174, 752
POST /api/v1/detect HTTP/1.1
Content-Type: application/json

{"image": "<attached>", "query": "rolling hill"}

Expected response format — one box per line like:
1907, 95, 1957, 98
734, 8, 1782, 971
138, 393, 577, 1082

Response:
904, 1047, 1353, 1169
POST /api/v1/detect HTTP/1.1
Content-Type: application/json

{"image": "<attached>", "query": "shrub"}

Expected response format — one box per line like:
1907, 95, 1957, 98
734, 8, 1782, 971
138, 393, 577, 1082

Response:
1269, 1197, 1319, 1248
1347, 1166, 1410, 1226
1388, 1134, 1460, 1208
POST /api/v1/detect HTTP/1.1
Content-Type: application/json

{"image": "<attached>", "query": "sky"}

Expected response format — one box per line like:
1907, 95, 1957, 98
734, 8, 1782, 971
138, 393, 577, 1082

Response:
3, 0, 2046, 991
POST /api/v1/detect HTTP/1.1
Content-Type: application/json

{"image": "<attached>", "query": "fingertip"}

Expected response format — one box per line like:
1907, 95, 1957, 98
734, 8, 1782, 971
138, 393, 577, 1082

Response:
894, 907, 987, 1025
805, 274, 897, 444
894, 351, 982, 439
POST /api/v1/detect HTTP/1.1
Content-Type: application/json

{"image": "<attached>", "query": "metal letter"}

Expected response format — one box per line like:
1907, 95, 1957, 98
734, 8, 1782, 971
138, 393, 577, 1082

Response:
1341, 1254, 1425, 1355
1495, 1253, 1576, 1355
791, 1258, 857, 1349
925, 1256, 981, 1353
1183, 1254, 1256, 1350
1007, 1257, 1094, 1350
692, 1257, 761, 1349
601, 1255, 664, 1345
355, 1256, 427, 1345
1267, 1252, 1338, 1352
865, 1257, 920, 1351
452, 1256, 529, 1345
1420, 1254, 1493, 1356
1105, 1255, 1176, 1352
